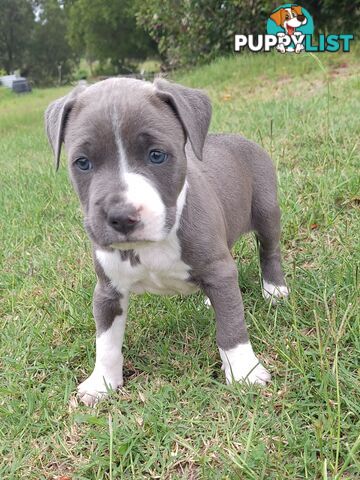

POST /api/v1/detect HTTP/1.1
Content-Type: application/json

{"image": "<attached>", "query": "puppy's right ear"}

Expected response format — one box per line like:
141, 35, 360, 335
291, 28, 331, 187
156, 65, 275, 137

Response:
44, 85, 85, 171
270, 9, 283, 26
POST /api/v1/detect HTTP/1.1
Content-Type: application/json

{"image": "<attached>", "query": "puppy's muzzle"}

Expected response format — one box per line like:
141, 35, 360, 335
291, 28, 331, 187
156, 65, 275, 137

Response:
107, 206, 141, 235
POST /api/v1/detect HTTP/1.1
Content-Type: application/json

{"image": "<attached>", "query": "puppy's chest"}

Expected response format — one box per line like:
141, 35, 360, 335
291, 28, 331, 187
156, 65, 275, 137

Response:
96, 240, 198, 296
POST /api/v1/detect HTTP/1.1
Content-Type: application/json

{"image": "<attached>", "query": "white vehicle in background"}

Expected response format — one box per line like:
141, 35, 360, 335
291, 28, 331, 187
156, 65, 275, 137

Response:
0, 74, 31, 93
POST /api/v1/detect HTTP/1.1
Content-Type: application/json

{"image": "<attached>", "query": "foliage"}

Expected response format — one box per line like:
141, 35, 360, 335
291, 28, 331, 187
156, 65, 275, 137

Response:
136, 0, 360, 69
0, 0, 34, 74
0, 0, 358, 84
27, 0, 77, 85
67, 0, 156, 74
0, 0, 155, 84
136, 0, 274, 69
302, 0, 360, 33
0, 0, 76, 85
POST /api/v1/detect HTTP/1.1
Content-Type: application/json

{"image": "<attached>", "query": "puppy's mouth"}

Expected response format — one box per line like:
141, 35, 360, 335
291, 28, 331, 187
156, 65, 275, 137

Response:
108, 229, 161, 250
84, 218, 150, 249
110, 239, 155, 250
286, 25, 295, 35
84, 214, 168, 251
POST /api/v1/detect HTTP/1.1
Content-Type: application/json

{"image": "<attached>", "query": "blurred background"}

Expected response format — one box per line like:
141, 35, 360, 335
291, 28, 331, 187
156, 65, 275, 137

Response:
0, 0, 359, 86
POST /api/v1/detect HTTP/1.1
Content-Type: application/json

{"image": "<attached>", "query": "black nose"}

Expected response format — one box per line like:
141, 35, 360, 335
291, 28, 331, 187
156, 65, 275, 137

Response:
297, 14, 305, 22
107, 207, 140, 234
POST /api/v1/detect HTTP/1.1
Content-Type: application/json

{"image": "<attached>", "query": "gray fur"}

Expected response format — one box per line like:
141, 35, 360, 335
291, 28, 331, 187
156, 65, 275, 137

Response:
93, 251, 123, 335
119, 250, 140, 266
45, 85, 87, 170
45, 77, 285, 355
155, 78, 212, 161
179, 136, 283, 348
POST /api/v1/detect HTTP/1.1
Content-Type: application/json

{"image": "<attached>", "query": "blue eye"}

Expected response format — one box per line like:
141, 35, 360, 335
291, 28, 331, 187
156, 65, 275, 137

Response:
148, 150, 168, 165
75, 157, 92, 171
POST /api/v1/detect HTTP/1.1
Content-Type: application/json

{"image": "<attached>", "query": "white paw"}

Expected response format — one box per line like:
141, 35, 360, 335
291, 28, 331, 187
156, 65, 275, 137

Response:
204, 297, 212, 308
295, 43, 304, 53
77, 370, 123, 407
263, 281, 289, 304
234, 362, 272, 385
219, 343, 271, 386
277, 44, 286, 54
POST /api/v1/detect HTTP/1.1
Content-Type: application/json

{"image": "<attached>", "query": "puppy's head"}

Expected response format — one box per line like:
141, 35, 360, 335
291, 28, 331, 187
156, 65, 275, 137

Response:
45, 78, 211, 249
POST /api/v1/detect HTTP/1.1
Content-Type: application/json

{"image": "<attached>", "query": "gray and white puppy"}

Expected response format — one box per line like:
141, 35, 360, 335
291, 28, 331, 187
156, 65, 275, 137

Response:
45, 78, 288, 406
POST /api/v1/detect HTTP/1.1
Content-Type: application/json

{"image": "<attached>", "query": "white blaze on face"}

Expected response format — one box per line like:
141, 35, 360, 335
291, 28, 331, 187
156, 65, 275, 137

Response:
122, 172, 167, 241
110, 78, 155, 177
110, 102, 168, 242
111, 105, 129, 173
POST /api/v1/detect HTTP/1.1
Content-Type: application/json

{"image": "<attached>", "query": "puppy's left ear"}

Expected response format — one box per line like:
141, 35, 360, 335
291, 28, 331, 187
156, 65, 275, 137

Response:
45, 85, 86, 171
154, 79, 212, 161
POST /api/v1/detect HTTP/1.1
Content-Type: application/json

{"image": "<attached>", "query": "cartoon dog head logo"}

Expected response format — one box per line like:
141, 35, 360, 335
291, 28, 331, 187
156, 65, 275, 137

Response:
267, 4, 314, 52
234, 5, 353, 54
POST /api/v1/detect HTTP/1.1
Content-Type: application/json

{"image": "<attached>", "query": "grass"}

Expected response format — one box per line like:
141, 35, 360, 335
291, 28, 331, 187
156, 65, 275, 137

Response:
1, 49, 359, 479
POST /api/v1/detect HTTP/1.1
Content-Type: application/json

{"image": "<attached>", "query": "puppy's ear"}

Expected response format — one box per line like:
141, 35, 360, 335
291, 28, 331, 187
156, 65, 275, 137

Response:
154, 79, 212, 161
292, 5, 302, 15
44, 85, 86, 171
270, 9, 283, 26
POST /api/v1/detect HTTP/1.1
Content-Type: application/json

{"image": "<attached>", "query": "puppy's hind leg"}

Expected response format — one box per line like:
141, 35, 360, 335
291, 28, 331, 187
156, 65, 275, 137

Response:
254, 204, 289, 304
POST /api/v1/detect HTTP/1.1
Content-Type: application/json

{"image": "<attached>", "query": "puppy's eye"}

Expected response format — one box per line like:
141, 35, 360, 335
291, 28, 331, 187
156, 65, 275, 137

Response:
148, 150, 168, 165
74, 157, 92, 171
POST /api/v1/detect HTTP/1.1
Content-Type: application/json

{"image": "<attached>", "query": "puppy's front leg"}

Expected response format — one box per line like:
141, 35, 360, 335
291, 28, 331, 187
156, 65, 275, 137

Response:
201, 259, 271, 385
77, 282, 128, 406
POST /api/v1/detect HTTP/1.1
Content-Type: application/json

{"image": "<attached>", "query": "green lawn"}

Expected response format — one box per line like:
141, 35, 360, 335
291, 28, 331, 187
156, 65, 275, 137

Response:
1, 50, 359, 479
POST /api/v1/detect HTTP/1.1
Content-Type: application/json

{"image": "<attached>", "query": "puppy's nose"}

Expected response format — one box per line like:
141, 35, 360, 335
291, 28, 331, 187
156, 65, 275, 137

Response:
107, 207, 140, 234
297, 14, 305, 21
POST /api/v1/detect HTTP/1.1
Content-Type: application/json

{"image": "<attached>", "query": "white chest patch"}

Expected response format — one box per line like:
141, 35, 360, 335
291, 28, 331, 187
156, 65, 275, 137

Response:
96, 231, 198, 296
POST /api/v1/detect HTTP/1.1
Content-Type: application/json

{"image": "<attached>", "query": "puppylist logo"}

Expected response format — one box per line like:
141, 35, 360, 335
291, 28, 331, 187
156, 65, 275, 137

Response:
235, 4, 354, 54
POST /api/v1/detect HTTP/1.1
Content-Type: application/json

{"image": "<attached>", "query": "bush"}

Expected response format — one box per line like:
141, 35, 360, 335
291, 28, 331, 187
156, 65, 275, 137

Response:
136, 0, 274, 69
136, 0, 360, 70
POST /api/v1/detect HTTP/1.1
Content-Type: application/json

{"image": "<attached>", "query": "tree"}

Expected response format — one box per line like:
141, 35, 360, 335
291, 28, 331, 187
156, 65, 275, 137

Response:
67, 0, 156, 74
26, 0, 77, 85
0, 0, 34, 74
